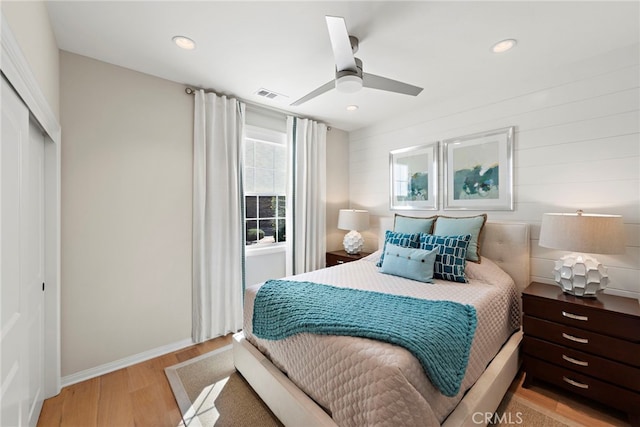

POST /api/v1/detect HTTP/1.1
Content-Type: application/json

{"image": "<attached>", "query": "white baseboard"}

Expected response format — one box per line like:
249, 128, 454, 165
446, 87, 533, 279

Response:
61, 338, 194, 388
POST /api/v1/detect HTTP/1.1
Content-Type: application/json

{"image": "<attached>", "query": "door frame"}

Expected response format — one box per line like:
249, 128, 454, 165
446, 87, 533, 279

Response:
2, 12, 61, 397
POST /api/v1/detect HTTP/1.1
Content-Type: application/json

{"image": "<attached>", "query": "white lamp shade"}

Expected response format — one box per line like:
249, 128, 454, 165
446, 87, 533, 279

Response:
338, 209, 369, 231
539, 212, 625, 254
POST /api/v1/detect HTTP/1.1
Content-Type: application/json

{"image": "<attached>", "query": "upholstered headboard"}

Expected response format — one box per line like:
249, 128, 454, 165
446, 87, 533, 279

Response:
377, 218, 530, 292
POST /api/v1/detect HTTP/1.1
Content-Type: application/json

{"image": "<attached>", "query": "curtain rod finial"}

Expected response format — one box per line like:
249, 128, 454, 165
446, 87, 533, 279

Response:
185, 87, 195, 95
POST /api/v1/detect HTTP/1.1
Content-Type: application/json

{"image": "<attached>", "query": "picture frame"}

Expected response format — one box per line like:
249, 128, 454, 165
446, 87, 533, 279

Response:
443, 126, 514, 211
389, 142, 439, 210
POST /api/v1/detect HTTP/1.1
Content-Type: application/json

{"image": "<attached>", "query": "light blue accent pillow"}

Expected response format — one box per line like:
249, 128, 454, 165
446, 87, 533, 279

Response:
433, 214, 487, 263
380, 244, 438, 283
420, 234, 471, 283
376, 230, 421, 267
394, 214, 436, 234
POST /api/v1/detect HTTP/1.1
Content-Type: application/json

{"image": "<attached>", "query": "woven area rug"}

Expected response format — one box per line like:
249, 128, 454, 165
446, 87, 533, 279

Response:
490, 392, 577, 427
165, 345, 282, 427
166, 346, 575, 427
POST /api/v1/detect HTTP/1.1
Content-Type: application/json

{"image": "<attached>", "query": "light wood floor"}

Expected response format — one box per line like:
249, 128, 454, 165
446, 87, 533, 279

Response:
37, 334, 630, 427
37, 334, 232, 427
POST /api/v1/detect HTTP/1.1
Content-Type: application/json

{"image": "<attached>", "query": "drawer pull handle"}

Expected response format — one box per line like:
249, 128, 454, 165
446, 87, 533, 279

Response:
562, 354, 589, 367
336, 260, 344, 264
563, 376, 589, 389
562, 311, 588, 321
562, 332, 589, 344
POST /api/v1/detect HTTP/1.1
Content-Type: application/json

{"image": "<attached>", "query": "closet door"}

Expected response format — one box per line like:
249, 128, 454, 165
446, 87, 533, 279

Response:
24, 120, 46, 427
1, 77, 46, 426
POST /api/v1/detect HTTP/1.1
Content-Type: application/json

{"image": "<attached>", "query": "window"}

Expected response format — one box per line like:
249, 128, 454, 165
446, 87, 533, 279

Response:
244, 126, 286, 246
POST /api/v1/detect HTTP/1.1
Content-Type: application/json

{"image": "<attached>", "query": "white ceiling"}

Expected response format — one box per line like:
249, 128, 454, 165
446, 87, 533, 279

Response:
46, 1, 639, 132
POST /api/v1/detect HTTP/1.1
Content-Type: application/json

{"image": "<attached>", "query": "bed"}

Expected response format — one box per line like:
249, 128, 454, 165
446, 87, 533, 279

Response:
233, 219, 530, 426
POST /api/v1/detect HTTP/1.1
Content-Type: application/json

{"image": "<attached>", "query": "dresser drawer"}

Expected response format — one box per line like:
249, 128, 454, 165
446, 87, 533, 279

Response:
523, 356, 640, 414
326, 252, 347, 267
326, 251, 371, 267
523, 315, 640, 367
523, 296, 640, 342
522, 336, 640, 392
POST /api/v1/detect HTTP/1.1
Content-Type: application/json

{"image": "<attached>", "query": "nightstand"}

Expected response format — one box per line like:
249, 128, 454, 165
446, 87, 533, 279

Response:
522, 282, 640, 424
326, 250, 371, 267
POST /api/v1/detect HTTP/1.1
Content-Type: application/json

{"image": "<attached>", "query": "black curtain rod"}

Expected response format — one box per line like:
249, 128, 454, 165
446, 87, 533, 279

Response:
184, 87, 331, 130
186, 87, 221, 95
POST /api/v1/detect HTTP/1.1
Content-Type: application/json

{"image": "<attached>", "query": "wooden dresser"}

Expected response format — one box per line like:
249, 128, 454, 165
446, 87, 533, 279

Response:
522, 282, 640, 424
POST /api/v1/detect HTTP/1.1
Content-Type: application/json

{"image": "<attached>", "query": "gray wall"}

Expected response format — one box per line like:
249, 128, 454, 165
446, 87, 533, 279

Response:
2, 0, 59, 118
326, 128, 350, 252
60, 51, 194, 376
348, 44, 640, 299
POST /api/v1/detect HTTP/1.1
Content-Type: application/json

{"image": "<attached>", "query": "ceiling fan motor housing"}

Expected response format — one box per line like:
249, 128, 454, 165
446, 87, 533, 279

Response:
335, 58, 363, 92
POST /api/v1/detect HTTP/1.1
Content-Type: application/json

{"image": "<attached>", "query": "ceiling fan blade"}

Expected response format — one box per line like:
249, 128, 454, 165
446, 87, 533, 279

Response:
363, 73, 423, 96
325, 16, 357, 72
290, 80, 335, 106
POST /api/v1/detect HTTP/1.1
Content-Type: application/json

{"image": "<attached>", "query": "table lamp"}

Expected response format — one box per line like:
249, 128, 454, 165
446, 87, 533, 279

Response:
538, 210, 625, 297
338, 209, 370, 254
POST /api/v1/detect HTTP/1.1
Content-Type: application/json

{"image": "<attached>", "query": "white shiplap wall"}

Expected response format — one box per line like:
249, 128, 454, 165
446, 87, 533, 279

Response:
348, 44, 640, 299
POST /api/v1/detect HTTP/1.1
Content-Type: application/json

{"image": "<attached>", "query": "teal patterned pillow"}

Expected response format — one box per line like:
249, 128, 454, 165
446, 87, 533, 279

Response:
376, 230, 421, 267
419, 234, 471, 283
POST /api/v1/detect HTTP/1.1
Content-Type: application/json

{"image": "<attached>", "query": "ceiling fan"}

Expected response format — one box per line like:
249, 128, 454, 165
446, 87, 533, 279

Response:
291, 16, 423, 106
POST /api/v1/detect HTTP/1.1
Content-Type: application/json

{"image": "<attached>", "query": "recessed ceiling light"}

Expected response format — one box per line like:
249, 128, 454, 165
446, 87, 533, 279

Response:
173, 35, 196, 50
346, 105, 359, 111
492, 39, 517, 53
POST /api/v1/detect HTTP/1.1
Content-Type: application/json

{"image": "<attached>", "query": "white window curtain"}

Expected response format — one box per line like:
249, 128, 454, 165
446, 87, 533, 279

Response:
286, 116, 327, 275
192, 90, 245, 343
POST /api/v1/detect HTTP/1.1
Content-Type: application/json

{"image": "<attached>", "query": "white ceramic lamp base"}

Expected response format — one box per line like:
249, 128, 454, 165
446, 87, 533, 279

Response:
343, 230, 364, 254
553, 253, 609, 297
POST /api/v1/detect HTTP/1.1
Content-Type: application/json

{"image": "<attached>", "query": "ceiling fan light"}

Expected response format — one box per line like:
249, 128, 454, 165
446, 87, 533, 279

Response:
335, 75, 363, 93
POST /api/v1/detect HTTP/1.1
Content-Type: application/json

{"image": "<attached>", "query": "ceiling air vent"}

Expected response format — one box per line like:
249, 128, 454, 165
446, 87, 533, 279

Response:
255, 88, 288, 102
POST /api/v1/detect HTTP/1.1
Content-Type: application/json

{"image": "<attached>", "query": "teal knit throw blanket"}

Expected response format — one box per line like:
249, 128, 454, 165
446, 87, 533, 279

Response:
252, 279, 477, 397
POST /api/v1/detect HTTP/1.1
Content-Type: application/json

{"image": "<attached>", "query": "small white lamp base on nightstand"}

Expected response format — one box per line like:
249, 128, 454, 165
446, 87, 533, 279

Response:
343, 230, 365, 255
553, 253, 609, 297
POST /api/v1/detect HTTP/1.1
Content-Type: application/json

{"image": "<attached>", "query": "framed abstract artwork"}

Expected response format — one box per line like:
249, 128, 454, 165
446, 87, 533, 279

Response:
443, 126, 514, 210
389, 142, 439, 210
